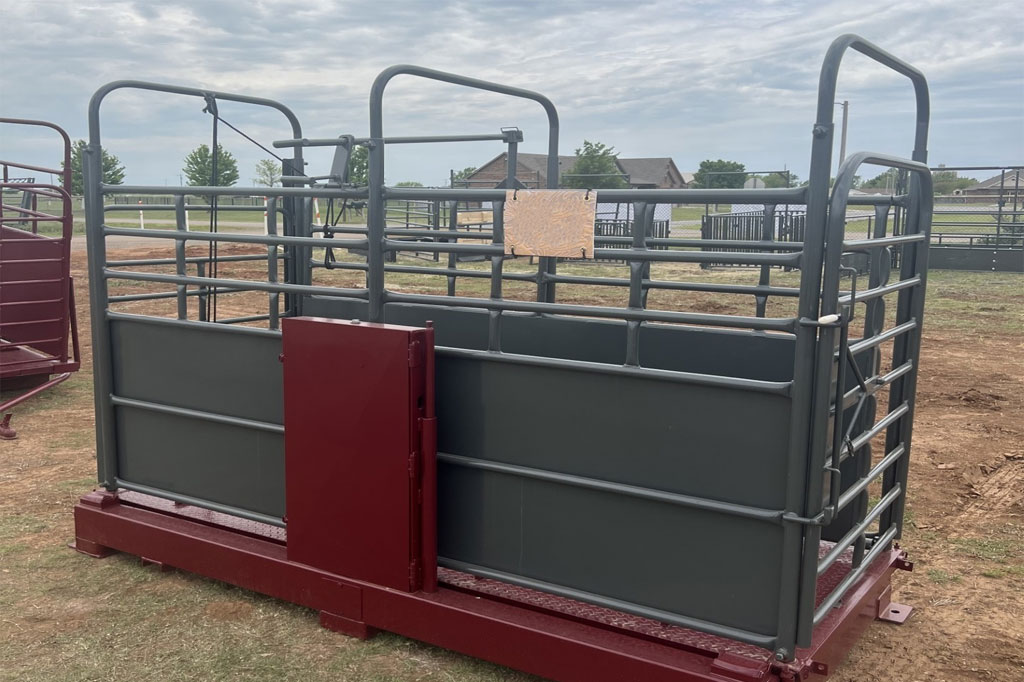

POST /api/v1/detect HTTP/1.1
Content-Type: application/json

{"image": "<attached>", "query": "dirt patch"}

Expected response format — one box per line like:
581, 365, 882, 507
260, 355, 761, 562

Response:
204, 599, 257, 622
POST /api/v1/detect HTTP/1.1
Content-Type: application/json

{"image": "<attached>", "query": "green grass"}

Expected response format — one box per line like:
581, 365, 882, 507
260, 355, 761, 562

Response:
671, 205, 716, 221
952, 535, 1021, 564
919, 271, 1024, 334
926, 569, 961, 584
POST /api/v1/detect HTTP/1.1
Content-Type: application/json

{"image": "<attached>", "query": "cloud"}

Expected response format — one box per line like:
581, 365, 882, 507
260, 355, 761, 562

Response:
2, 0, 1021, 187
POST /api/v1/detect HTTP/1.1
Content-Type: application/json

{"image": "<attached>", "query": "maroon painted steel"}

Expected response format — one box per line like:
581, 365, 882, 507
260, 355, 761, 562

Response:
0, 119, 80, 431
72, 491, 911, 682
282, 317, 434, 592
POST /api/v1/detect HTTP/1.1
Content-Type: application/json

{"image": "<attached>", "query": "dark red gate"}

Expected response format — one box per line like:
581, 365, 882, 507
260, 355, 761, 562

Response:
0, 118, 81, 438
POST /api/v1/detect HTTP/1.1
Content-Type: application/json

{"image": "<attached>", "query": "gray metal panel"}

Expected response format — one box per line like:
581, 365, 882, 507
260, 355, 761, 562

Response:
438, 467, 783, 636
928, 246, 1024, 272
115, 406, 285, 517
435, 353, 792, 509
301, 296, 795, 382
110, 317, 283, 424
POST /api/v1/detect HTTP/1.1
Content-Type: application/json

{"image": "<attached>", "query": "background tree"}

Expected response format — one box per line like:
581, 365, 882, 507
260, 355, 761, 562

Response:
931, 170, 976, 196
562, 140, 628, 189
693, 159, 746, 189
756, 171, 799, 188
449, 166, 477, 186
65, 139, 125, 195
859, 168, 900, 192
347, 145, 368, 186
253, 159, 280, 187
183, 144, 239, 189
394, 181, 424, 187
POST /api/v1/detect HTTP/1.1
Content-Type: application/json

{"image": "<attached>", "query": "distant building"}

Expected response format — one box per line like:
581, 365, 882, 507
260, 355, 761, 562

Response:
959, 170, 1024, 203
460, 153, 691, 190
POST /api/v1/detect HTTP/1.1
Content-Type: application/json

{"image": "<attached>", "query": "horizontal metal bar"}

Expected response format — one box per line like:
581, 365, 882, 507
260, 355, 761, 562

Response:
840, 360, 913, 410
312, 226, 368, 235
849, 402, 910, 452
114, 478, 285, 528
106, 311, 282, 339
385, 186, 808, 204
842, 233, 926, 250
836, 445, 906, 513
0, 336, 61, 347
103, 183, 367, 199
0, 257, 67, 265
384, 239, 802, 266
273, 133, 511, 148
437, 557, 776, 649
104, 204, 269, 212
0, 278, 61, 286
595, 248, 801, 267
0, 298, 62, 307
109, 289, 206, 303
104, 268, 369, 301
848, 320, 917, 355
814, 524, 900, 625
435, 345, 793, 395
0, 317, 62, 327
0, 372, 71, 412
818, 485, 903, 578
542, 273, 801, 299
439, 452, 786, 523
110, 395, 284, 434
108, 254, 270, 267
839, 276, 920, 304
846, 194, 907, 206
645, 279, 801, 297
0, 159, 64, 175
389, 292, 796, 331
215, 313, 273, 324
104, 226, 364, 250
836, 403, 911, 466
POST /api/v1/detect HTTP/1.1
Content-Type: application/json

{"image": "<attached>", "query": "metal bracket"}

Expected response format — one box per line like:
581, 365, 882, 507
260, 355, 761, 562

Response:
876, 584, 913, 624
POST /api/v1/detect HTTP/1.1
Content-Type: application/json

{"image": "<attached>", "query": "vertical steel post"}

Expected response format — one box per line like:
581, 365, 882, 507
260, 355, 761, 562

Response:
267, 197, 280, 330
83, 101, 117, 490
995, 170, 1005, 242
488, 202, 505, 352
367, 138, 386, 321
838, 100, 849, 167
174, 194, 188, 319
755, 203, 776, 317
624, 202, 652, 366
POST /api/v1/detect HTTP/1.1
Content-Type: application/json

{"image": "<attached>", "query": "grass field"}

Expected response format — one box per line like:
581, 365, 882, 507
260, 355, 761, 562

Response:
1, 242, 1022, 681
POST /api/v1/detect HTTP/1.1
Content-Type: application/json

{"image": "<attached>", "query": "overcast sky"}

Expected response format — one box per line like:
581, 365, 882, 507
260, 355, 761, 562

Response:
2, 0, 1022, 188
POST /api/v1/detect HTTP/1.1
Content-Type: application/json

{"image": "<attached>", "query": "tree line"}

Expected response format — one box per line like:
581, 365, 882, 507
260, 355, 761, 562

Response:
63, 139, 979, 196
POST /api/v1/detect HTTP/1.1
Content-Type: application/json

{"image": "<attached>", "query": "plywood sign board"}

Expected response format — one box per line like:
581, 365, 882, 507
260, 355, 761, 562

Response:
503, 190, 596, 258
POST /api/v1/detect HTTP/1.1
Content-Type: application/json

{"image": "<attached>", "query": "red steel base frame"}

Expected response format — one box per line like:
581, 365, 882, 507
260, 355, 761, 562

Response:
73, 490, 912, 682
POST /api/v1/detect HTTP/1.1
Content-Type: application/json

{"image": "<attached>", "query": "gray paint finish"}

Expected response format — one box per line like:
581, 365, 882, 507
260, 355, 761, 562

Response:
301, 297, 796, 382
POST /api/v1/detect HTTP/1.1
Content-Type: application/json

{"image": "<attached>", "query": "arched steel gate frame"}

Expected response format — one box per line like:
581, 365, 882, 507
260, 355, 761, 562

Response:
74, 34, 932, 681
0, 118, 81, 437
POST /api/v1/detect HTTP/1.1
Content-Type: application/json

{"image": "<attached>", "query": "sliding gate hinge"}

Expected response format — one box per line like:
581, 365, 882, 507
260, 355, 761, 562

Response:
408, 340, 422, 367
409, 558, 421, 587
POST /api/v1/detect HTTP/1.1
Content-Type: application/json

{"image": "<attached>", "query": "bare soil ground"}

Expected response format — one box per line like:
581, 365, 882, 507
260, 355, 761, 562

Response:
1, 246, 1021, 682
